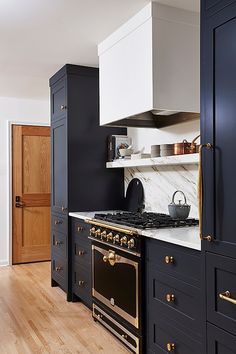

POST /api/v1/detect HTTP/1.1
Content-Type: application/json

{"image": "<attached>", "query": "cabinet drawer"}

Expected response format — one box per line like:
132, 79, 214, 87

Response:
147, 314, 202, 354
206, 252, 236, 336
51, 77, 67, 122
207, 323, 236, 354
73, 263, 92, 308
146, 238, 200, 286
147, 265, 202, 338
52, 214, 68, 234
73, 241, 91, 267
51, 254, 67, 292
52, 230, 67, 258
71, 218, 90, 247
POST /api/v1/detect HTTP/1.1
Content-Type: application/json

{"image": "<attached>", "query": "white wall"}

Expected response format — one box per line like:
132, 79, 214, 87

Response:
0, 97, 50, 266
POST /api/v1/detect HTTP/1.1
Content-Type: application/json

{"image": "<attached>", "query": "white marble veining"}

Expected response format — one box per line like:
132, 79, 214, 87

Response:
106, 153, 199, 168
125, 164, 198, 218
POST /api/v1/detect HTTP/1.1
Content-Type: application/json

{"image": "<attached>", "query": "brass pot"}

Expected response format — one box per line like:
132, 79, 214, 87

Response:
174, 134, 200, 155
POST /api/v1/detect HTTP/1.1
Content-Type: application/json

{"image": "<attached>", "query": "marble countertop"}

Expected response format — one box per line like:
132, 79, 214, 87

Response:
69, 211, 201, 251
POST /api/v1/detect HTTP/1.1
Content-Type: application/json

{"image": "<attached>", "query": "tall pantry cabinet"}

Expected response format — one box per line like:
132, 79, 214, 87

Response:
201, 1, 236, 352
50, 64, 126, 300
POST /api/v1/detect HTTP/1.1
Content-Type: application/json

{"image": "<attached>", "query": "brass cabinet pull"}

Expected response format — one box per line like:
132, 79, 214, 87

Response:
61, 206, 67, 212
219, 291, 236, 305
77, 226, 84, 232
198, 143, 213, 241
166, 294, 175, 302
78, 250, 85, 256
78, 280, 85, 287
165, 256, 174, 264
167, 343, 175, 352
55, 266, 62, 272
60, 105, 66, 110
54, 220, 63, 225
122, 334, 128, 339
55, 240, 63, 246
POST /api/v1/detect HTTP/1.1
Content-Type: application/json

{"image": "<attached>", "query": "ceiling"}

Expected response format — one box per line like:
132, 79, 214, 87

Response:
0, 0, 200, 100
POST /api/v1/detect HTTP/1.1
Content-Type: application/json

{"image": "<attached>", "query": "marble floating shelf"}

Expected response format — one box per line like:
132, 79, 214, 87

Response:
106, 153, 199, 168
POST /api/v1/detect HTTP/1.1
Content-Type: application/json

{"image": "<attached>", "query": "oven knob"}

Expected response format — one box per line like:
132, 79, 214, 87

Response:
107, 232, 113, 241
113, 234, 120, 244
120, 236, 128, 246
90, 227, 96, 236
95, 229, 101, 237
127, 238, 135, 249
101, 231, 107, 239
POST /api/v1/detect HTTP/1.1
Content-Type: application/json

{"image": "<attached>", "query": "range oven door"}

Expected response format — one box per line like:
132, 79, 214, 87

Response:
92, 244, 140, 329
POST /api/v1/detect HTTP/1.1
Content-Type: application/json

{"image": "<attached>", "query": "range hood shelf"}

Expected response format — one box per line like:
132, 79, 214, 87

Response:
106, 153, 199, 169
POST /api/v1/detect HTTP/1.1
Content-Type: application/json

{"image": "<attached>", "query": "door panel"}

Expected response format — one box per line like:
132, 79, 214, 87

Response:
12, 125, 51, 264
51, 78, 67, 122
207, 323, 236, 354
51, 118, 67, 215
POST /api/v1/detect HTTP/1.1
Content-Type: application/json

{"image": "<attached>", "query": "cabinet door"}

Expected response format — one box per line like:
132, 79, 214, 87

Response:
201, 1, 236, 258
51, 118, 68, 215
207, 323, 236, 354
51, 77, 67, 122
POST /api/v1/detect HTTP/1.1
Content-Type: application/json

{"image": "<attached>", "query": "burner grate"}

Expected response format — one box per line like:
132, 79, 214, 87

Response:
94, 212, 199, 229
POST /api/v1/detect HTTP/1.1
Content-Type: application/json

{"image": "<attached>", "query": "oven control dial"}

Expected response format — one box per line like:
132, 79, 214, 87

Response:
107, 232, 113, 241
120, 236, 128, 246
113, 234, 120, 244
95, 229, 101, 237
127, 238, 135, 249
101, 230, 107, 239
90, 227, 96, 236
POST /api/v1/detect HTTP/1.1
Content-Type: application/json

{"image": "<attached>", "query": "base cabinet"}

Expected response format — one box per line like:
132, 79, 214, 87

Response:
207, 323, 236, 354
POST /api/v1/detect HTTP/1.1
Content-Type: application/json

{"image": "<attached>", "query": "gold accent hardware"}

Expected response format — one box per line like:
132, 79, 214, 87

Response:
61, 206, 67, 212
202, 235, 213, 242
166, 294, 175, 302
86, 219, 136, 236
77, 226, 83, 232
219, 291, 236, 305
95, 229, 101, 237
165, 256, 174, 264
198, 143, 214, 240
97, 314, 103, 319
101, 231, 107, 239
122, 334, 128, 339
103, 250, 117, 266
55, 266, 62, 272
55, 240, 62, 246
120, 236, 128, 245
113, 234, 120, 244
167, 343, 175, 352
60, 105, 66, 110
128, 238, 135, 249
78, 250, 85, 256
54, 220, 62, 225
107, 232, 113, 241
90, 227, 96, 236
78, 280, 85, 286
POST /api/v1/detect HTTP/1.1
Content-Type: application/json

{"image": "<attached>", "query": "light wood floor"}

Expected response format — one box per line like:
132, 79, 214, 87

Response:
0, 262, 129, 354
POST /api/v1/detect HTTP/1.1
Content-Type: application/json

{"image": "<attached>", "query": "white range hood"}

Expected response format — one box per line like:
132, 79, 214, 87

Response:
98, 2, 200, 128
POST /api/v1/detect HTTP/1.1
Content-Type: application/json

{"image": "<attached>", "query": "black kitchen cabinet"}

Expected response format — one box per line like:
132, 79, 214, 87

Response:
50, 64, 126, 300
145, 238, 202, 353
201, 0, 236, 351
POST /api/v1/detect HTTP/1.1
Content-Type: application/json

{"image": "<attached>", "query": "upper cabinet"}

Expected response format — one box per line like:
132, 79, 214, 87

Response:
98, 2, 200, 128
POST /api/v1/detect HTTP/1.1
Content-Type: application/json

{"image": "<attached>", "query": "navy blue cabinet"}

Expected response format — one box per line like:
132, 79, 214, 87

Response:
201, 0, 236, 351
50, 64, 126, 300
145, 238, 202, 353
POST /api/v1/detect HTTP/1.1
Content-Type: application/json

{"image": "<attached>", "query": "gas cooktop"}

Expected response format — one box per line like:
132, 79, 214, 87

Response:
94, 212, 199, 230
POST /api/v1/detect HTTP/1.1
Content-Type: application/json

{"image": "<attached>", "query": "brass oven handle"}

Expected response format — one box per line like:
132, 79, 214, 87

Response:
219, 291, 236, 305
198, 143, 213, 241
103, 251, 117, 266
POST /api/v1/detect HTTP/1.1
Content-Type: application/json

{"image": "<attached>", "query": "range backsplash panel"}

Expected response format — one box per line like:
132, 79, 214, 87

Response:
124, 164, 198, 218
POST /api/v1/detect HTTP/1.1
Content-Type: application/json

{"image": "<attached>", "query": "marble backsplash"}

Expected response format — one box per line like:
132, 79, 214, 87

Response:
124, 164, 199, 218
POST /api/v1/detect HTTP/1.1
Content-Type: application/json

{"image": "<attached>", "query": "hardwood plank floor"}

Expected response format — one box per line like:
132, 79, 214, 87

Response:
0, 262, 129, 354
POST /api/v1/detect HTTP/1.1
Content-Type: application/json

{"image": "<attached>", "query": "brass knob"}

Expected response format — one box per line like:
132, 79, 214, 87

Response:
107, 232, 113, 241
55, 240, 62, 246
61, 206, 67, 212
97, 314, 103, 319
166, 294, 175, 302
167, 343, 175, 352
60, 105, 66, 110
54, 220, 62, 225
113, 234, 120, 244
55, 266, 62, 272
127, 238, 135, 249
77, 226, 83, 232
78, 280, 85, 286
165, 256, 174, 264
122, 334, 128, 339
78, 250, 85, 256
202, 235, 213, 242
101, 231, 107, 239
120, 236, 128, 245
95, 229, 101, 237
90, 227, 96, 236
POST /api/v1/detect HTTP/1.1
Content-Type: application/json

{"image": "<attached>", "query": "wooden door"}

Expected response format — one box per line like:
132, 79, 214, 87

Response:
12, 125, 51, 264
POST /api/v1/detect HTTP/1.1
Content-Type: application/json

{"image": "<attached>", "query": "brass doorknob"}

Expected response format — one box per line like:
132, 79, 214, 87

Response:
167, 343, 175, 351
165, 256, 174, 264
